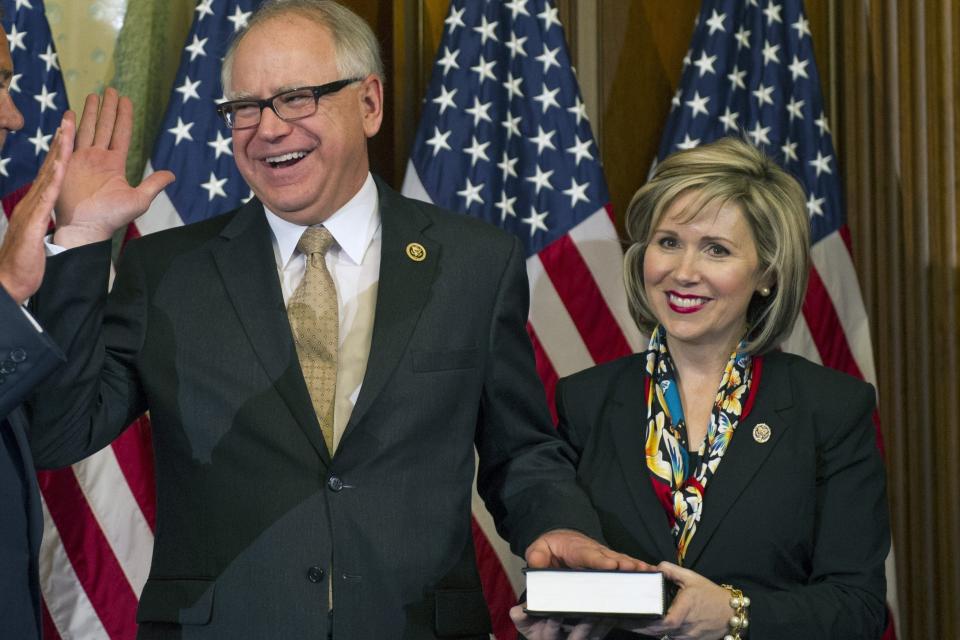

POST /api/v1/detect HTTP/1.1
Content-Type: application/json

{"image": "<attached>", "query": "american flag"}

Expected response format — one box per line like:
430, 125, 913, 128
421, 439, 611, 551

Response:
401, 1, 641, 637
659, 0, 898, 637
0, 2, 152, 639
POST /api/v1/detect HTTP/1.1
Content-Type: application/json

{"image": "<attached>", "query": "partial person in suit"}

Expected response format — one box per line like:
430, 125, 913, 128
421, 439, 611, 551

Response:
514, 137, 890, 640
0, 32, 72, 640
27, 1, 639, 638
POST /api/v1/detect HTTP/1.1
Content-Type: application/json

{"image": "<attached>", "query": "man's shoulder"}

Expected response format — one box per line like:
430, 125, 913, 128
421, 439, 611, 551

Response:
378, 180, 516, 247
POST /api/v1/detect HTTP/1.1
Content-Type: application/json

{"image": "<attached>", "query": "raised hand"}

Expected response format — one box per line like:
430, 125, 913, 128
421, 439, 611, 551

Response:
53, 88, 174, 249
0, 112, 75, 304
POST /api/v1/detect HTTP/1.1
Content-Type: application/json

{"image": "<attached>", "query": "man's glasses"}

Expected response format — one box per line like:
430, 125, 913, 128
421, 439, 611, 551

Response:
215, 78, 363, 130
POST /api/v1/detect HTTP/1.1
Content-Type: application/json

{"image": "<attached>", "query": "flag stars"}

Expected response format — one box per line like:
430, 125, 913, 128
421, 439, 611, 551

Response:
175, 76, 201, 103
752, 83, 775, 107
562, 177, 590, 207
685, 91, 710, 118
0, 157, 11, 177
761, 40, 780, 66
734, 26, 751, 50
806, 192, 825, 217
763, 2, 783, 25
195, 0, 214, 20
809, 150, 833, 177
526, 165, 555, 194
533, 83, 561, 113
27, 127, 51, 155
471, 55, 497, 84
465, 97, 492, 126
425, 126, 452, 156
535, 45, 561, 74
445, 6, 466, 34
676, 134, 700, 150
505, 32, 528, 58
788, 55, 809, 81
503, 72, 524, 100
693, 51, 717, 76
38, 45, 60, 72
33, 85, 57, 113
7, 24, 27, 52
201, 172, 228, 201
781, 138, 798, 162
462, 136, 490, 167
566, 135, 594, 166
793, 14, 812, 40
9, 73, 22, 93
185, 34, 208, 61
529, 125, 557, 154
568, 96, 589, 125
728, 65, 746, 91
168, 118, 195, 145
748, 122, 772, 147
498, 151, 519, 179
207, 131, 233, 159
719, 107, 739, 132
15, 0, 34, 9
495, 192, 517, 221
538, 5, 561, 31
473, 15, 499, 45
432, 85, 458, 114
786, 96, 805, 121
671, 87, 683, 110
706, 10, 726, 34
227, 6, 252, 32
815, 110, 831, 136
437, 46, 460, 75
505, 0, 530, 20
501, 113, 522, 139
457, 178, 485, 208
522, 207, 549, 237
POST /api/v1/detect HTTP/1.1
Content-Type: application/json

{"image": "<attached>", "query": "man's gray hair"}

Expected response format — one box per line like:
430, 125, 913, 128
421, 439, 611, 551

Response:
221, 0, 384, 96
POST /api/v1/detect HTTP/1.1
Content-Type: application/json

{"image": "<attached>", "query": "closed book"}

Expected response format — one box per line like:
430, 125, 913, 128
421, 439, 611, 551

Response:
524, 569, 668, 617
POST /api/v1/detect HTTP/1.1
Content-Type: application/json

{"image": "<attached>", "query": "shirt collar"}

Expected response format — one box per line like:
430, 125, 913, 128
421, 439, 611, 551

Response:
263, 172, 380, 267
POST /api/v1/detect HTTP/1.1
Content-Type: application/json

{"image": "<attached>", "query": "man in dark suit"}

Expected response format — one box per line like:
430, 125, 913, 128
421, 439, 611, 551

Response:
0, 20, 72, 637
28, 2, 637, 638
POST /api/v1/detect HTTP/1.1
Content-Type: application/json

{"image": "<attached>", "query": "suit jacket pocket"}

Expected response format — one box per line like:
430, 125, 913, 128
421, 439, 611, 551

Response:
434, 588, 492, 638
137, 578, 215, 625
412, 347, 479, 372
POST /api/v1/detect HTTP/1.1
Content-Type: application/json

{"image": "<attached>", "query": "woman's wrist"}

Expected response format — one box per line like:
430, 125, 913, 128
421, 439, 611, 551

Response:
720, 584, 750, 639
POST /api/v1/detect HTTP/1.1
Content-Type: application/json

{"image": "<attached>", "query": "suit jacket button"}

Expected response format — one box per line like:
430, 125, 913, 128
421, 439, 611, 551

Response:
10, 348, 27, 363
0, 360, 15, 374
327, 475, 343, 492
307, 566, 325, 583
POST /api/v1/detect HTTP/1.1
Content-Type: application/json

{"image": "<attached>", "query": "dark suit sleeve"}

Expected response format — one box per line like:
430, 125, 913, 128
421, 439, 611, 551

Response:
748, 381, 889, 639
0, 286, 64, 418
25, 240, 148, 468
474, 236, 604, 556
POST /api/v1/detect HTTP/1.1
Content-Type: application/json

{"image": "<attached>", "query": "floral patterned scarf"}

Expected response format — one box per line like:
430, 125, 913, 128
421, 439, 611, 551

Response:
643, 325, 754, 564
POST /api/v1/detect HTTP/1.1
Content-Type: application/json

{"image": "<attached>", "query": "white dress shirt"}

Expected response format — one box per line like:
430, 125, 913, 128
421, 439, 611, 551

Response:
264, 172, 381, 453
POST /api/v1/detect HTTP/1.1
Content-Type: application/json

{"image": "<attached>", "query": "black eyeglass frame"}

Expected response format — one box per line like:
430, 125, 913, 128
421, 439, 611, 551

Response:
215, 77, 364, 129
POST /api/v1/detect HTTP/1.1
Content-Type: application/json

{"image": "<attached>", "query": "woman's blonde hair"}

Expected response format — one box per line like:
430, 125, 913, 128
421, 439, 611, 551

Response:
623, 137, 810, 354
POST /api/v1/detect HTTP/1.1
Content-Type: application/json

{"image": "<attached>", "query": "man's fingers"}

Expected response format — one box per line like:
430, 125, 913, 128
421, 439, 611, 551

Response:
92, 87, 120, 148
57, 111, 77, 163
137, 170, 176, 201
76, 93, 101, 148
110, 96, 134, 154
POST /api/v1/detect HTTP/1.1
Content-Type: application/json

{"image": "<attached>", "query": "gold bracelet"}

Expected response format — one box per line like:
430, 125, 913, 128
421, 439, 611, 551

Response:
720, 584, 750, 640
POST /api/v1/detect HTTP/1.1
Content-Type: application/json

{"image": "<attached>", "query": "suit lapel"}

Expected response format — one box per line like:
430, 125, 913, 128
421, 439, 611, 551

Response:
212, 199, 330, 463
682, 355, 793, 568
608, 358, 678, 562
343, 180, 438, 438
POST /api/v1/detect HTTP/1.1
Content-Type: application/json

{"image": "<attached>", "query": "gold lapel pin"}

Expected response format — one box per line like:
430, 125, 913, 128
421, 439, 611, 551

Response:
406, 242, 426, 262
752, 423, 772, 444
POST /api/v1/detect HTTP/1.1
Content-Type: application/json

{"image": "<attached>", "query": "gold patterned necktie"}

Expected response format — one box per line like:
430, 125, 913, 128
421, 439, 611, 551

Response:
287, 226, 338, 454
